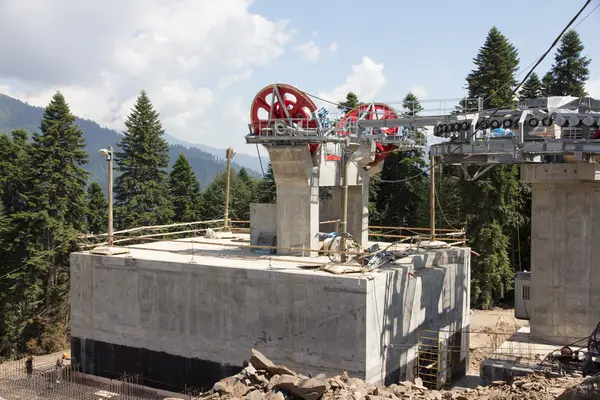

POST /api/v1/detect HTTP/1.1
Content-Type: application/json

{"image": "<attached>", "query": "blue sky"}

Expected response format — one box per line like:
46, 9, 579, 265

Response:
0, 0, 598, 155
245, 0, 599, 104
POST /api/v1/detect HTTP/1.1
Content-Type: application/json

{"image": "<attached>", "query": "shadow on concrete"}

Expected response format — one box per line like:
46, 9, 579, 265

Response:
375, 249, 469, 386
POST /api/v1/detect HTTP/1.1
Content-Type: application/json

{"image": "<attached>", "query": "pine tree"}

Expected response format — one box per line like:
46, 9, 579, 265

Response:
338, 92, 359, 114
375, 92, 429, 228
114, 90, 174, 229
169, 153, 203, 222
547, 30, 591, 97
461, 28, 522, 309
231, 168, 256, 221
255, 161, 276, 203
9, 92, 88, 353
466, 26, 519, 109
86, 182, 107, 234
541, 72, 554, 97
519, 72, 543, 100
202, 171, 230, 220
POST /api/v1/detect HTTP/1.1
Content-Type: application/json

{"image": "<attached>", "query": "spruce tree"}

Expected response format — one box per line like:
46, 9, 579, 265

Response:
375, 92, 429, 228
541, 72, 554, 97
168, 153, 203, 222
202, 171, 230, 220
255, 161, 276, 203
466, 26, 519, 109
519, 72, 543, 100
548, 30, 591, 97
114, 90, 174, 229
86, 182, 107, 234
231, 168, 255, 221
461, 27, 522, 309
338, 92, 359, 114
10, 92, 88, 352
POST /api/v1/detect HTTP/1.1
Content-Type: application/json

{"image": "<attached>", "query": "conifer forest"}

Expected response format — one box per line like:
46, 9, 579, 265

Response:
0, 27, 594, 360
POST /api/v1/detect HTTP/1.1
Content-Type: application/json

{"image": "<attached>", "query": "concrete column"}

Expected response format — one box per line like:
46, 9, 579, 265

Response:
268, 146, 319, 256
522, 163, 600, 344
329, 180, 369, 246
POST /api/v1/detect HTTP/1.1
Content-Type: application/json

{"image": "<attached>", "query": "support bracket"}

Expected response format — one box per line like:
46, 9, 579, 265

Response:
460, 164, 496, 181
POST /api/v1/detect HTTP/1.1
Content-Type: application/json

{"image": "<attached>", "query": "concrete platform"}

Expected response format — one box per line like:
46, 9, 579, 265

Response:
480, 326, 560, 383
70, 233, 471, 392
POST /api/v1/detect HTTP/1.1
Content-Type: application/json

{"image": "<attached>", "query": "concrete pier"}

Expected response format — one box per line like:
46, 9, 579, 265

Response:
70, 235, 471, 391
522, 163, 600, 344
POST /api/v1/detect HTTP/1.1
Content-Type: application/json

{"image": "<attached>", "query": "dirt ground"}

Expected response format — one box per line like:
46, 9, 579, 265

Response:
468, 307, 529, 375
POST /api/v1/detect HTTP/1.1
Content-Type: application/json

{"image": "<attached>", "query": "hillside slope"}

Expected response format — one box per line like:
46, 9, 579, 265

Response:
0, 94, 259, 189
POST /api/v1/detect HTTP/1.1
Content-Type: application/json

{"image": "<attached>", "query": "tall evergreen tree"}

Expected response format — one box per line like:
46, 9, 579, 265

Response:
338, 92, 359, 114
0, 130, 32, 217
519, 72, 543, 100
541, 72, 555, 97
255, 161, 276, 203
231, 168, 255, 221
114, 90, 174, 229
202, 170, 231, 220
86, 182, 107, 234
466, 26, 520, 109
375, 92, 429, 228
9, 92, 88, 353
548, 30, 591, 97
169, 153, 203, 222
461, 27, 522, 308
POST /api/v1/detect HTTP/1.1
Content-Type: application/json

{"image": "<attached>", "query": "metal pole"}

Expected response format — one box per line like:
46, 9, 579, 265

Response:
107, 145, 114, 246
429, 155, 436, 242
224, 147, 234, 230
340, 143, 349, 263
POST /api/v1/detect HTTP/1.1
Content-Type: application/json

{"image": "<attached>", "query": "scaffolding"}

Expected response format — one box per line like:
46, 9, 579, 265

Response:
417, 329, 452, 390
0, 359, 189, 400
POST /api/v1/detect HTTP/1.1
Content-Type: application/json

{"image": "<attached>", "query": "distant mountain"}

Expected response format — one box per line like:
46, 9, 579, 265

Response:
163, 133, 267, 174
0, 94, 260, 191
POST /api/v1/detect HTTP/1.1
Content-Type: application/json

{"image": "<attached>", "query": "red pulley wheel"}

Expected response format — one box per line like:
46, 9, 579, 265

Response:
338, 103, 399, 162
250, 83, 320, 154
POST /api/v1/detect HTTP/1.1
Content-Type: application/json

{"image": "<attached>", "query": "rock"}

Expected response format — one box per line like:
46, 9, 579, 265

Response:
398, 381, 412, 388
245, 390, 265, 400
414, 378, 424, 388
442, 391, 454, 399
341, 371, 350, 382
265, 391, 285, 400
366, 396, 388, 400
213, 376, 237, 394
390, 385, 408, 396
244, 363, 258, 376
233, 381, 249, 398
521, 382, 534, 390
373, 387, 394, 398
270, 373, 328, 400
429, 389, 442, 399
491, 380, 506, 386
250, 349, 297, 377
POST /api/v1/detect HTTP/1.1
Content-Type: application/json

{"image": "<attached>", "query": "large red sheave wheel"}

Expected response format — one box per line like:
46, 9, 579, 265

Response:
339, 103, 399, 162
250, 84, 320, 154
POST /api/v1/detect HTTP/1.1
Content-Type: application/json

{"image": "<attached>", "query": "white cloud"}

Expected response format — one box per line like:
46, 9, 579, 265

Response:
318, 56, 387, 112
328, 42, 338, 52
586, 78, 600, 99
295, 41, 320, 63
0, 0, 294, 151
410, 84, 428, 100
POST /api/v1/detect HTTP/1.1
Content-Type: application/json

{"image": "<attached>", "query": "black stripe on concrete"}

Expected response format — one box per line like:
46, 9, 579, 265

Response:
71, 337, 243, 392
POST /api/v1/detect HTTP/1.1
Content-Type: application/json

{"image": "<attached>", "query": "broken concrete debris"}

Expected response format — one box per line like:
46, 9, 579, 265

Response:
201, 349, 595, 400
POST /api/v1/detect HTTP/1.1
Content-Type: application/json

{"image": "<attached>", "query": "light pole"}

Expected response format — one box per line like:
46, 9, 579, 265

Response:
98, 146, 114, 246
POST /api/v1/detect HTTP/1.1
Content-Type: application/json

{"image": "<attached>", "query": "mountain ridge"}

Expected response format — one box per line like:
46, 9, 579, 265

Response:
0, 93, 261, 190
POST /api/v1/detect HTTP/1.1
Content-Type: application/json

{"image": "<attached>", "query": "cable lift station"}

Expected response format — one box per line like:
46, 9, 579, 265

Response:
246, 84, 600, 348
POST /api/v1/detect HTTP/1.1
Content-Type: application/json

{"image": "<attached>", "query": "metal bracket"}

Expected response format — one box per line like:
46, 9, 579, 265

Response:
460, 164, 496, 181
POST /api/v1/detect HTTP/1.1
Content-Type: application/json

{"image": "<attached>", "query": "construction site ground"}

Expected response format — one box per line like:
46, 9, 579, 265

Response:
2, 309, 598, 399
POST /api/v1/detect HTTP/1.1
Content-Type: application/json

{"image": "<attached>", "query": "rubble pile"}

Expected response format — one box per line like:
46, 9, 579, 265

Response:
197, 349, 595, 400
